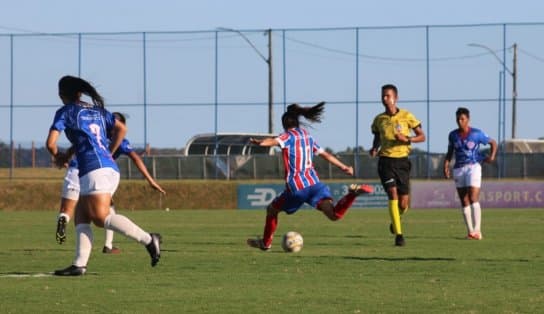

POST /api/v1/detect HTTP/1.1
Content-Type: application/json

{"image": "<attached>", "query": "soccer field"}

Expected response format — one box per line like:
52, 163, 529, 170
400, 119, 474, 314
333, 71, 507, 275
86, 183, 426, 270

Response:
0, 209, 542, 313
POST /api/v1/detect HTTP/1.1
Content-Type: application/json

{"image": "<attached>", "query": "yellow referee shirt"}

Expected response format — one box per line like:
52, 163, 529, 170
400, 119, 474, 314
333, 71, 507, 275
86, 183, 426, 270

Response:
371, 108, 421, 158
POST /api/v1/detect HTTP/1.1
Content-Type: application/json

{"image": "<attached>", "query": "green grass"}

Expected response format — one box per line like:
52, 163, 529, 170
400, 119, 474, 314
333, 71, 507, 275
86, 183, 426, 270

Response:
0, 209, 542, 313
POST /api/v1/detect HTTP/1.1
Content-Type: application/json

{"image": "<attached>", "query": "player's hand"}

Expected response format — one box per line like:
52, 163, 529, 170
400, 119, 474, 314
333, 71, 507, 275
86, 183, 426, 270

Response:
369, 148, 378, 157
150, 182, 166, 195
54, 152, 70, 169
483, 156, 496, 164
249, 138, 262, 145
443, 167, 450, 179
341, 166, 354, 176
394, 133, 410, 144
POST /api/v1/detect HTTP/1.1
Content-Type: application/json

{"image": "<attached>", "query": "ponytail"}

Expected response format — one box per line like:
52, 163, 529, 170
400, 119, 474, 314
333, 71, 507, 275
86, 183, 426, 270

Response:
58, 75, 104, 108
282, 102, 325, 130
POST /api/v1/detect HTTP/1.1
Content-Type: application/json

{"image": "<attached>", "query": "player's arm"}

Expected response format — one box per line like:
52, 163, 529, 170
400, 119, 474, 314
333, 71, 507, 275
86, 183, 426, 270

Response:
443, 145, 454, 179
250, 137, 279, 147
109, 119, 127, 155
46, 130, 68, 168
369, 132, 380, 157
127, 151, 166, 195
395, 124, 426, 144
483, 138, 498, 164
318, 150, 353, 176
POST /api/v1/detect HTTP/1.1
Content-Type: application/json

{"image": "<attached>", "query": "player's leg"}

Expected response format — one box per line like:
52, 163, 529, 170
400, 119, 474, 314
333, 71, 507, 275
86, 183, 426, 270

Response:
468, 164, 483, 239
316, 183, 373, 221
102, 202, 120, 254
87, 168, 160, 266
379, 157, 403, 245
454, 165, 476, 238
397, 158, 412, 216
456, 187, 473, 236
56, 198, 77, 245
56, 167, 80, 244
54, 201, 92, 276
247, 193, 289, 250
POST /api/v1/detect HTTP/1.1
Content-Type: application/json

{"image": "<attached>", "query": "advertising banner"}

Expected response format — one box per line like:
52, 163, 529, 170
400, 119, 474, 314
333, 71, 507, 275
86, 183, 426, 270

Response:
411, 181, 544, 209
237, 182, 387, 210
238, 181, 544, 209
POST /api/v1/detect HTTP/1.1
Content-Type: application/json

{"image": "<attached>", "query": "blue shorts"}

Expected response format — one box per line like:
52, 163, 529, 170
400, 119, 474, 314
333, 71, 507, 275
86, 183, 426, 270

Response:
272, 182, 332, 215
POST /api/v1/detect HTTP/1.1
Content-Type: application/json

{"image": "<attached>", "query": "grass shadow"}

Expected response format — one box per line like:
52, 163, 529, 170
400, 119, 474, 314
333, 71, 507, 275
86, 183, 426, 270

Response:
343, 256, 456, 262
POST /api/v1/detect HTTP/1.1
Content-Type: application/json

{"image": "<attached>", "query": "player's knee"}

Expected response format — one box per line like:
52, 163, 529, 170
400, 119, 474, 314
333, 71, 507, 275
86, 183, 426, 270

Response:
266, 204, 280, 216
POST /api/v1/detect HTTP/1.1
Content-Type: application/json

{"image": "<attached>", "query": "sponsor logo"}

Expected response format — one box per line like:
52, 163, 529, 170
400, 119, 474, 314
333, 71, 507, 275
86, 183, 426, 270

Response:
247, 188, 277, 206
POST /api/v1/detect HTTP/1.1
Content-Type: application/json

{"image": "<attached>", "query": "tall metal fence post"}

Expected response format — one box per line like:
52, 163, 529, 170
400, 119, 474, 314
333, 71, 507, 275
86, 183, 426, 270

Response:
425, 25, 431, 179
355, 27, 360, 178
9, 34, 14, 180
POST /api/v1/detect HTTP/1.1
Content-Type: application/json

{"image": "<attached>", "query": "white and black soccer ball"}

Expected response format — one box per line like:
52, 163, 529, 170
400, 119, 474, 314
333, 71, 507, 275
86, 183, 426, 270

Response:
281, 231, 304, 253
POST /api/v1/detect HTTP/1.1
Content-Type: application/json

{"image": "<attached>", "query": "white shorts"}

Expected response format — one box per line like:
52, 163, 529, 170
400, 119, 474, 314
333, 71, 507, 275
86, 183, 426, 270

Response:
61, 167, 80, 200
453, 163, 482, 188
79, 168, 120, 196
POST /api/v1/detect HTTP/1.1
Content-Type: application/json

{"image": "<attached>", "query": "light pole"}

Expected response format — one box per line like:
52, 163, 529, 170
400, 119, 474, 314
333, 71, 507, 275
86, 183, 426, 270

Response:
468, 43, 518, 139
218, 27, 274, 134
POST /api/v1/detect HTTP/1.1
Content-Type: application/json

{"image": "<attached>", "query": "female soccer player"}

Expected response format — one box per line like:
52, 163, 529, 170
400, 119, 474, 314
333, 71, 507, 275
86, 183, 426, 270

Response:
55, 112, 166, 254
443, 107, 497, 240
247, 102, 373, 250
47, 75, 161, 276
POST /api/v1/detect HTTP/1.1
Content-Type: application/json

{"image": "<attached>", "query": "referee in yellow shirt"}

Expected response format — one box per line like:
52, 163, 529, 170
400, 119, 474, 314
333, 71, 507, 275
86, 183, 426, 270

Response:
370, 84, 426, 246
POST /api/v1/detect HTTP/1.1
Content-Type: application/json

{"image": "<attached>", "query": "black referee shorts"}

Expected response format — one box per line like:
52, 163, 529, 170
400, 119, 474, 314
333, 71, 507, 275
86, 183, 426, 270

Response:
377, 156, 411, 195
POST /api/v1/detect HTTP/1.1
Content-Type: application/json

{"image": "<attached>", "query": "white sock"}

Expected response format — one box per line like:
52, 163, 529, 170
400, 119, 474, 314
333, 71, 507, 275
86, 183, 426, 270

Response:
58, 212, 71, 223
462, 205, 474, 234
472, 202, 482, 233
73, 224, 93, 267
104, 213, 151, 245
103, 206, 116, 249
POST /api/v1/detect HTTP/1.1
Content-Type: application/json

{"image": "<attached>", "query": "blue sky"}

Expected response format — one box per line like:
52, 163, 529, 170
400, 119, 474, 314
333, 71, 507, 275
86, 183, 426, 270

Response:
1, 1, 542, 33
1, 1, 543, 153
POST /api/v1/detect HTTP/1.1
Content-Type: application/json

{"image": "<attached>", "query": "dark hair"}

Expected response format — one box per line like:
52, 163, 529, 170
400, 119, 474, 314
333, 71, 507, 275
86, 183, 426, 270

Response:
281, 102, 325, 130
381, 84, 398, 96
58, 75, 104, 108
113, 112, 126, 124
456, 107, 470, 118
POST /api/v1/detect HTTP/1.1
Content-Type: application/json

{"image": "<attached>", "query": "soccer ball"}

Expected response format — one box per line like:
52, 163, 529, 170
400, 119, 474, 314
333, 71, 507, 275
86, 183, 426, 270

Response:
281, 231, 304, 253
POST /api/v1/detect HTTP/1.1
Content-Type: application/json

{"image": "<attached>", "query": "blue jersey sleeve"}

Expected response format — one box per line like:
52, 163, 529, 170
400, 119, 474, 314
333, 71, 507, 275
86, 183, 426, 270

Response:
50, 106, 67, 132
103, 110, 116, 134
476, 129, 491, 145
113, 139, 134, 160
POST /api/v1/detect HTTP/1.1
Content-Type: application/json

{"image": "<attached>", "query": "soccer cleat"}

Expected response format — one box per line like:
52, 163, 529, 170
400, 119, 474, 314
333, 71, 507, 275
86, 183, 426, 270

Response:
468, 232, 483, 240
349, 184, 374, 195
56, 216, 67, 245
145, 233, 162, 267
102, 246, 121, 254
54, 265, 86, 276
395, 234, 406, 247
247, 238, 271, 251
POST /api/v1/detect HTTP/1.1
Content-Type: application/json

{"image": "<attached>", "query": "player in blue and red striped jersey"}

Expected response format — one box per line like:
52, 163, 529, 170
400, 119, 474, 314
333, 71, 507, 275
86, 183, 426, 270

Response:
247, 102, 373, 251
443, 107, 497, 240
47, 75, 161, 276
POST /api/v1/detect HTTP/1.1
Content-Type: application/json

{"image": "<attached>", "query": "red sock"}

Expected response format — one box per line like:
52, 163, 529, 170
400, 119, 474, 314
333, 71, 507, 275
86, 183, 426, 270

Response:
262, 214, 278, 247
333, 193, 357, 219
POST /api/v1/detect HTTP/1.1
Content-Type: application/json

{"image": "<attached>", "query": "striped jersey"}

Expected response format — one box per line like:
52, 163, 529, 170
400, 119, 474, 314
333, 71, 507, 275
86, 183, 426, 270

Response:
276, 128, 324, 191
50, 103, 118, 177
448, 127, 491, 168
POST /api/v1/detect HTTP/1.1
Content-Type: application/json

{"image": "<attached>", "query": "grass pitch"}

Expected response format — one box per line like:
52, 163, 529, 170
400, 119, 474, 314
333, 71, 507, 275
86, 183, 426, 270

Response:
0, 209, 542, 313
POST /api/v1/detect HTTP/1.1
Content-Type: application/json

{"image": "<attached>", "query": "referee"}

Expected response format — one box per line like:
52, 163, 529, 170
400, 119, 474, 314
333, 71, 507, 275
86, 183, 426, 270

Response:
370, 84, 426, 246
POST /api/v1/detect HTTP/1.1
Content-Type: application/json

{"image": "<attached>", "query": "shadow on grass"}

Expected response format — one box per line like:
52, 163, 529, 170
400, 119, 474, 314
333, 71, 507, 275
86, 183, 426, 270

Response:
343, 256, 456, 262
0, 271, 98, 277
